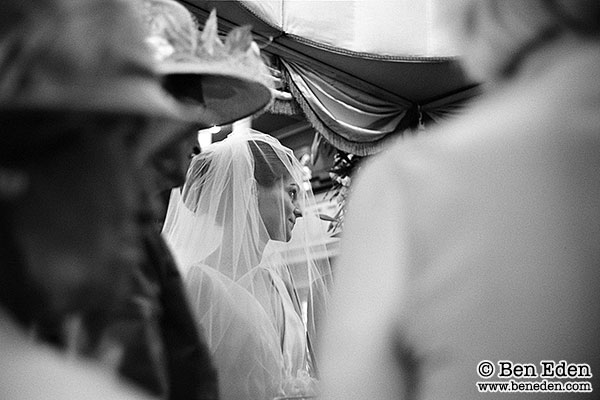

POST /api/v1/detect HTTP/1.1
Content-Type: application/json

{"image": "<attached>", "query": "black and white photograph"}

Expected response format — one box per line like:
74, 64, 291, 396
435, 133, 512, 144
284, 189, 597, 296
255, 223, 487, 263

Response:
1, 1, 598, 399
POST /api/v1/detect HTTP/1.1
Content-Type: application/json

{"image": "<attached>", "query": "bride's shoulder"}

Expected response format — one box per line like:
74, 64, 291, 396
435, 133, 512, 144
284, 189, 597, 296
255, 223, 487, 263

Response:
183, 263, 236, 293
238, 265, 278, 285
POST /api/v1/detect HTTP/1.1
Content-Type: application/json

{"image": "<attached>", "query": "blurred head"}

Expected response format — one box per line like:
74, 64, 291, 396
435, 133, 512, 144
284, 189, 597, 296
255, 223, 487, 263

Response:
0, 0, 190, 325
0, 116, 140, 324
250, 140, 302, 242
441, 0, 600, 82
147, 131, 200, 192
134, 0, 274, 195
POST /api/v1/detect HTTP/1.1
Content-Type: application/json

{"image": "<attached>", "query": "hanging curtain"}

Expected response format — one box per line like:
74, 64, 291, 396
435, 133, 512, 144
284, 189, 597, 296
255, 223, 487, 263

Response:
277, 58, 479, 156
281, 59, 411, 155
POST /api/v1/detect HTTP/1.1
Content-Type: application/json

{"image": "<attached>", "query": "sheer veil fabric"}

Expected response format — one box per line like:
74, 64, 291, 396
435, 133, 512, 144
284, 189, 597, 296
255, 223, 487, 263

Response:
162, 129, 332, 399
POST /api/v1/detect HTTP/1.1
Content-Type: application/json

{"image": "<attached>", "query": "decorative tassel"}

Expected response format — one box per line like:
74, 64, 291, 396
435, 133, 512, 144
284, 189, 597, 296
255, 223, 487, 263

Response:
280, 66, 396, 157
417, 105, 426, 131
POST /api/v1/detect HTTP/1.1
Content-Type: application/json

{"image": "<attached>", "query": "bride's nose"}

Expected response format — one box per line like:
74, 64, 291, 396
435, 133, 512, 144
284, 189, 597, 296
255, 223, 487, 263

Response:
293, 207, 302, 218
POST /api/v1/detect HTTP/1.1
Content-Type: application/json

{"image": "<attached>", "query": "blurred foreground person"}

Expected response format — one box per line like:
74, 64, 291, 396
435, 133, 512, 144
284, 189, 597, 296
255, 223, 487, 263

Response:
137, 0, 273, 213
163, 130, 333, 400
320, 1, 600, 399
0, 305, 151, 400
0, 0, 198, 398
106, 2, 275, 399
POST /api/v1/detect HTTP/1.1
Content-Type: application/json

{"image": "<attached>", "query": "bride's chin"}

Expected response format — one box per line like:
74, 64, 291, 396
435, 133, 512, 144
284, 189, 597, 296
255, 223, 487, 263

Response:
272, 234, 292, 243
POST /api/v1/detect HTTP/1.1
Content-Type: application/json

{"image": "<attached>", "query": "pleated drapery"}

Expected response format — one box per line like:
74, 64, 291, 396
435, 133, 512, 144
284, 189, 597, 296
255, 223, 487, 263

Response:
183, 0, 480, 155
275, 58, 479, 155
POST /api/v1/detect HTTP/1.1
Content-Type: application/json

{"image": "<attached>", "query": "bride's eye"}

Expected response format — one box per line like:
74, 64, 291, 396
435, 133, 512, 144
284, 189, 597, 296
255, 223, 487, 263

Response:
288, 187, 297, 201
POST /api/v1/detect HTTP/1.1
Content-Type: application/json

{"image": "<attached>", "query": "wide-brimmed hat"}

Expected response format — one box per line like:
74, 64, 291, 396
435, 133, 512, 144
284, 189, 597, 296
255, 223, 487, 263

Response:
139, 0, 274, 126
0, 0, 206, 159
0, 0, 202, 121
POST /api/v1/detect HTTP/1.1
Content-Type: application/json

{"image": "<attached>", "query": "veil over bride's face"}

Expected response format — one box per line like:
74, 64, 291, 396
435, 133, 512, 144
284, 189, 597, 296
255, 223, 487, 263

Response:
257, 175, 300, 242
163, 130, 333, 294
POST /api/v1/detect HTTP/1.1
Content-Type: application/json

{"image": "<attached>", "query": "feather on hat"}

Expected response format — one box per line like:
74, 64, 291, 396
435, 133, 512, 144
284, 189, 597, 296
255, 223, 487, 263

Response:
140, 0, 274, 126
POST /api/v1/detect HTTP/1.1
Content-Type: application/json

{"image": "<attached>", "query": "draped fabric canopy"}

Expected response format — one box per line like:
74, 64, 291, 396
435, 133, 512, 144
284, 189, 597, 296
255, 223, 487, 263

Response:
182, 0, 480, 155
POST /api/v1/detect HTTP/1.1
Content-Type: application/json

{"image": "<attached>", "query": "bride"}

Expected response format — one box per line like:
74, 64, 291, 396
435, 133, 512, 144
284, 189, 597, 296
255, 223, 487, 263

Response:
162, 129, 332, 400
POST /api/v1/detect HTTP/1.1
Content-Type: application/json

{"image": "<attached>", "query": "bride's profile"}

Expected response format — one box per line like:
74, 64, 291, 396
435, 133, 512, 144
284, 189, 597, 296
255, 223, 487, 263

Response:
162, 129, 332, 400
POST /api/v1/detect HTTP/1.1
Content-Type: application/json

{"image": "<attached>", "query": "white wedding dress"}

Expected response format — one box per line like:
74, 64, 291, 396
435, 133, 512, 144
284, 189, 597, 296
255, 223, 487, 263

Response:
185, 263, 314, 400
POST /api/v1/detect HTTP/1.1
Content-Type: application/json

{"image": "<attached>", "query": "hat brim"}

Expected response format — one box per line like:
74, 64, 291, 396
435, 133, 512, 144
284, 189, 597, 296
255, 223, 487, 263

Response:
0, 77, 211, 123
161, 67, 273, 126
0, 108, 199, 165
0, 77, 219, 159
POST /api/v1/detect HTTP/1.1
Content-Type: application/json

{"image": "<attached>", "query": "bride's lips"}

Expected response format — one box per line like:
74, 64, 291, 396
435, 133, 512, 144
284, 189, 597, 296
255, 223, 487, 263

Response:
288, 218, 296, 229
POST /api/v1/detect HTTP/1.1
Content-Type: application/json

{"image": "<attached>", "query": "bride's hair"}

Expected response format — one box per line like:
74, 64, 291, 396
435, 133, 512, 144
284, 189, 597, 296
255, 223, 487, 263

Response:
182, 138, 294, 213
249, 139, 294, 187
181, 152, 211, 212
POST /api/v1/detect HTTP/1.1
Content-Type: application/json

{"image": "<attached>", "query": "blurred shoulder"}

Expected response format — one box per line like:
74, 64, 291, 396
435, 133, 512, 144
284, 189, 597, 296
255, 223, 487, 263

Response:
1, 316, 151, 400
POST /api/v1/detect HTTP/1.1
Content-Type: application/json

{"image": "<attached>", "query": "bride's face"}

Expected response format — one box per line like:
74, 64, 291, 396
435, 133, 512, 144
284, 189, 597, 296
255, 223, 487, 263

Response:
257, 174, 299, 242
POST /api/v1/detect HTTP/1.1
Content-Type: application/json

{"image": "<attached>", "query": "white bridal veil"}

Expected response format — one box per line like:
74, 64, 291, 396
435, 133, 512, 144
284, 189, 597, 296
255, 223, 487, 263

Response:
162, 129, 332, 400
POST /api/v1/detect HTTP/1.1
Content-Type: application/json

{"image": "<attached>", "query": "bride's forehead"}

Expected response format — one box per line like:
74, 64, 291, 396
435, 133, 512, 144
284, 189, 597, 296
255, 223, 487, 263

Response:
281, 175, 302, 189
264, 177, 297, 192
